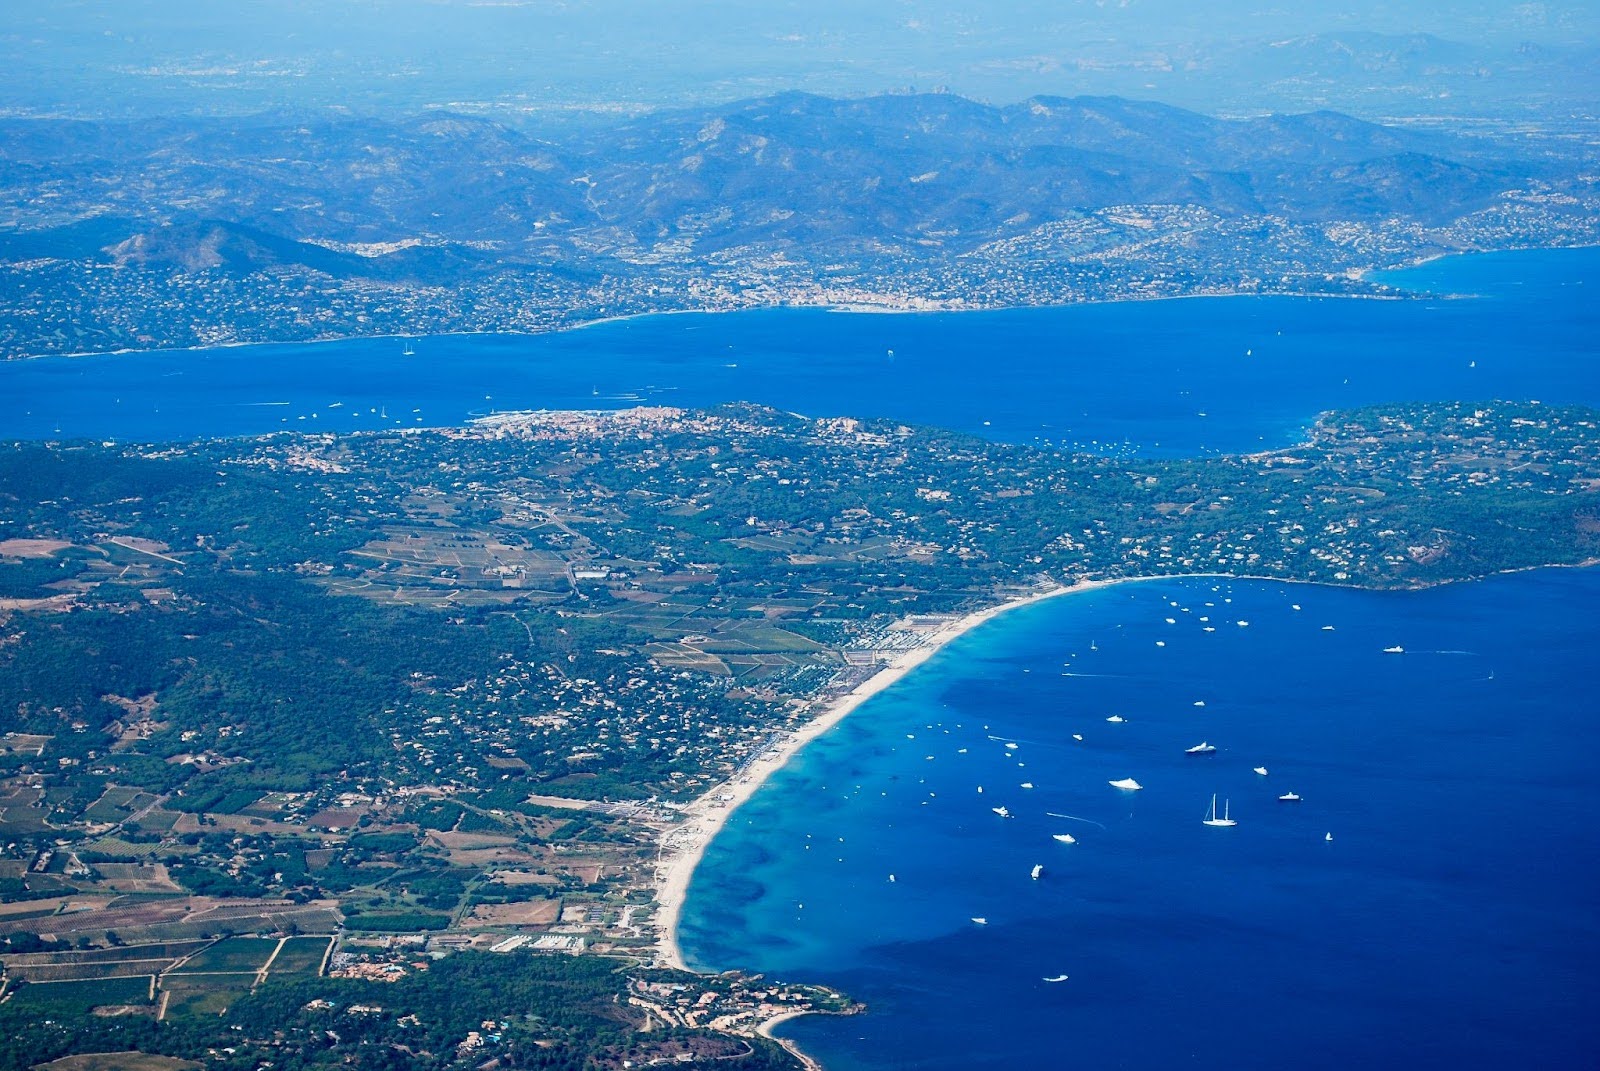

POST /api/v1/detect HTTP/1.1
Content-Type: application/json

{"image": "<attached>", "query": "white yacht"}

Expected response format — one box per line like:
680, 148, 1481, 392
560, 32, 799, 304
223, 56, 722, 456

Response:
1185, 742, 1216, 755
1202, 794, 1237, 827
1278, 791, 1302, 802
1109, 777, 1143, 791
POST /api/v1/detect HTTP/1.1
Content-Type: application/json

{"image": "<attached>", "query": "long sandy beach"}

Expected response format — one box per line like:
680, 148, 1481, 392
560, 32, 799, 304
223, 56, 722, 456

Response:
651, 579, 1114, 970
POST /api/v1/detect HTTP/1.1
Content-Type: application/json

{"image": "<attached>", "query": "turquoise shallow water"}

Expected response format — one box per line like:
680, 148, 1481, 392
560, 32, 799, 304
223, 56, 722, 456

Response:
681, 570, 1600, 1069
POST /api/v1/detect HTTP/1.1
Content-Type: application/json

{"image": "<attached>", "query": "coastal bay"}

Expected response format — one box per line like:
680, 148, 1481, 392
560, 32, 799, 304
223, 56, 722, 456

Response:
652, 584, 1078, 971
679, 568, 1600, 1069
3, 247, 1597, 452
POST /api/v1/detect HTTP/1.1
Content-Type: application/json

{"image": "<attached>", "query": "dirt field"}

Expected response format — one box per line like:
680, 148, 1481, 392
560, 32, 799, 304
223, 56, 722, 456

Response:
31, 1052, 199, 1071
0, 538, 72, 558
467, 899, 562, 927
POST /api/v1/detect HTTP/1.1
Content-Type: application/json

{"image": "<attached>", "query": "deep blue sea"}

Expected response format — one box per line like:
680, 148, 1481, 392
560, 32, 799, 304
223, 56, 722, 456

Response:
3, 247, 1597, 1067
680, 570, 1600, 1069
2, 247, 1597, 454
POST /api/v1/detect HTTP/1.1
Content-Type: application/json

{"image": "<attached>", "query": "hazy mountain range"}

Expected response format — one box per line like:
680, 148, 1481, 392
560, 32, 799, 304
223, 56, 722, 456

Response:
3, 91, 1588, 269
1, 91, 1595, 356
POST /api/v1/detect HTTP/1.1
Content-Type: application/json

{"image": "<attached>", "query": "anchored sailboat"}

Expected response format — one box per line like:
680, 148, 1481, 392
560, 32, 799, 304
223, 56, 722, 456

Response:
1202, 793, 1237, 827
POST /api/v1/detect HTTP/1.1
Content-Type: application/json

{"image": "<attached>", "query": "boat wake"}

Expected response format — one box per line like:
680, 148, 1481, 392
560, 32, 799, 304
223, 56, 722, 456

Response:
1046, 812, 1108, 830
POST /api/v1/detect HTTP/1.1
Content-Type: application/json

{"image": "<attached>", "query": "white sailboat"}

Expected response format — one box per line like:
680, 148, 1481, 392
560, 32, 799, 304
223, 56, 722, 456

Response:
1202, 793, 1237, 827
402, 340, 415, 356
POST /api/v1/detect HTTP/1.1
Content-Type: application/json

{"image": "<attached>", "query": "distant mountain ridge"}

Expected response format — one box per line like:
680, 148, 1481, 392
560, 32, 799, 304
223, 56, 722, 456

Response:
0, 91, 1579, 264
0, 91, 1595, 357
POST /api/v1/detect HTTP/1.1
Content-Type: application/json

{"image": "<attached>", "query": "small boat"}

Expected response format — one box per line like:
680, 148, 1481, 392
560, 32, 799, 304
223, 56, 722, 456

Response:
1020, 782, 1035, 789
1383, 645, 1404, 654
1030, 864, 1044, 880
1278, 791, 1302, 802
888, 874, 896, 882
1253, 766, 1269, 776
1052, 833, 1077, 844
1325, 832, 1334, 842
1109, 778, 1143, 791
971, 917, 988, 925
1071, 734, 1084, 741
992, 806, 1013, 818
1202, 794, 1237, 827
1042, 974, 1070, 983
1106, 715, 1125, 724
1185, 742, 1216, 755
1193, 700, 1206, 708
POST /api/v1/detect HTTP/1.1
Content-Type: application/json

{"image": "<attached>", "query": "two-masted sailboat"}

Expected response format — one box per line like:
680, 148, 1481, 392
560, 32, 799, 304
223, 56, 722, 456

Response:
1202, 793, 1237, 827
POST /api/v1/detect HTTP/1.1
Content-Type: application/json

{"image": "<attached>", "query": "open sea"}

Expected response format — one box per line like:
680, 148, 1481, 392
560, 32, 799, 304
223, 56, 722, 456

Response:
3, 247, 1597, 1067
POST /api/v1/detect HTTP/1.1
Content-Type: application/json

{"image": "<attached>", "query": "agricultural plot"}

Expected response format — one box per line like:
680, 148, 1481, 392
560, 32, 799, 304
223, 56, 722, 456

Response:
76, 834, 194, 860
0, 732, 51, 756
168, 936, 278, 974
265, 935, 334, 975
690, 624, 829, 654
160, 983, 248, 1020
643, 642, 732, 675
89, 862, 182, 894
5, 975, 153, 1012
2, 940, 209, 982
82, 785, 160, 823
0, 785, 51, 833
128, 808, 181, 833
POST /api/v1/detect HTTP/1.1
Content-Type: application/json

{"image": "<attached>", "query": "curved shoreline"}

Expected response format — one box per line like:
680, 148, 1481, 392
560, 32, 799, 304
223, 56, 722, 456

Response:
653, 580, 1096, 971
651, 559, 1600, 965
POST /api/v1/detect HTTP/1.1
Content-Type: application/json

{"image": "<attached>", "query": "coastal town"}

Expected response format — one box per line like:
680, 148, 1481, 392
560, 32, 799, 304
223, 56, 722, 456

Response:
5, 190, 1598, 360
